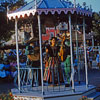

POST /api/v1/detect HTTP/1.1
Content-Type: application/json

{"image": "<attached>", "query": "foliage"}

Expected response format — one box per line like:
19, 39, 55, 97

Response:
0, 0, 26, 11
9, 0, 27, 11
92, 12, 100, 43
0, 0, 26, 43
92, 12, 100, 35
79, 96, 88, 100
0, 11, 14, 42
0, 92, 14, 100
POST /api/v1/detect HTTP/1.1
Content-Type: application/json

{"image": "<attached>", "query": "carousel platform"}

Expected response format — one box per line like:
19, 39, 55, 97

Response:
11, 83, 100, 100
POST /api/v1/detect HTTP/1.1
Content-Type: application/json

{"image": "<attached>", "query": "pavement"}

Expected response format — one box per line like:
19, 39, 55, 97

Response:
0, 78, 15, 94
88, 69, 100, 87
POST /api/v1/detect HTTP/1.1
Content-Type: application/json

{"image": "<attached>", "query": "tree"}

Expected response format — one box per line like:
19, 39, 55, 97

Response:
92, 12, 100, 35
0, 11, 14, 42
9, 0, 27, 11
91, 12, 100, 44
0, 0, 26, 43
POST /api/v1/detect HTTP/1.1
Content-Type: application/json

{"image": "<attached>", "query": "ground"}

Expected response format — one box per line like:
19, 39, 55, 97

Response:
88, 69, 100, 87
0, 78, 15, 94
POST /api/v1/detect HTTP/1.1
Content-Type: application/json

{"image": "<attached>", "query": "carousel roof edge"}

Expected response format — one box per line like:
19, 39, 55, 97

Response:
7, 9, 36, 20
7, 0, 38, 20
7, 8, 92, 20
7, 0, 92, 20
37, 8, 92, 16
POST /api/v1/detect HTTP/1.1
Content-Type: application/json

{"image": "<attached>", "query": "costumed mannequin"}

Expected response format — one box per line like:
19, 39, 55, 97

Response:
44, 37, 60, 85
26, 43, 40, 86
59, 33, 71, 87
26, 43, 40, 65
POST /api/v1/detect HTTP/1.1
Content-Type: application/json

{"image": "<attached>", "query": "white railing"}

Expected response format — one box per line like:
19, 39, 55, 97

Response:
14, 66, 75, 93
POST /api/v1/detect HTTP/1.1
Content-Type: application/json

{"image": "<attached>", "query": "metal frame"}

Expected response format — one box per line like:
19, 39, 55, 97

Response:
15, 18, 21, 92
38, 15, 44, 94
12, 0, 91, 93
83, 17, 88, 88
14, 14, 89, 93
69, 14, 75, 91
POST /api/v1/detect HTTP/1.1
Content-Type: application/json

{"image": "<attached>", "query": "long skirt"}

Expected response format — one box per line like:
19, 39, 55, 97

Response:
44, 57, 60, 84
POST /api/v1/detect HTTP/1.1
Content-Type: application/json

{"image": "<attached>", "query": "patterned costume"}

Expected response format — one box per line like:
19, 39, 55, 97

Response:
44, 45, 60, 84
59, 39, 71, 85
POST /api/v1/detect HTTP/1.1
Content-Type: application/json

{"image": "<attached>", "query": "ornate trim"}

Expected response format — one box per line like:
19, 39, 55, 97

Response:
37, 8, 92, 16
7, 8, 92, 20
7, 9, 36, 20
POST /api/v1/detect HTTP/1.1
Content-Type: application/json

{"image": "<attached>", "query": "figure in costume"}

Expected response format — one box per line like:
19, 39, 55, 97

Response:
44, 37, 61, 85
59, 33, 71, 86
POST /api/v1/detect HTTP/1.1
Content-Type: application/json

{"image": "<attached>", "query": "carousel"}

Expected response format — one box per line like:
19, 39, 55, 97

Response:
7, 0, 100, 100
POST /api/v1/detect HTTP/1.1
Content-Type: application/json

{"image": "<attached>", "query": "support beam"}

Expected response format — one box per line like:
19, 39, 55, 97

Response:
83, 17, 88, 88
31, 24, 34, 38
73, 0, 76, 8
15, 18, 20, 92
38, 15, 44, 94
35, 0, 37, 9
75, 25, 80, 84
92, 36, 94, 47
69, 14, 75, 91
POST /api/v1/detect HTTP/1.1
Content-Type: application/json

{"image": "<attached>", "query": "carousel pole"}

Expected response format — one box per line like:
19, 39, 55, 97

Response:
35, 0, 37, 9
73, 0, 76, 8
31, 24, 34, 38
75, 25, 80, 84
38, 15, 44, 95
92, 36, 94, 47
36, 0, 44, 94
15, 18, 20, 92
69, 14, 75, 91
83, 17, 88, 88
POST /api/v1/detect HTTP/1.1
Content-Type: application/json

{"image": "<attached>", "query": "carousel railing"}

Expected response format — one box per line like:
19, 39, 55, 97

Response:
14, 61, 86, 93
14, 66, 41, 92
14, 65, 80, 93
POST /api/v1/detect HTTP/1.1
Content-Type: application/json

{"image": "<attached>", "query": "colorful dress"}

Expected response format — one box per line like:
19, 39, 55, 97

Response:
44, 45, 60, 84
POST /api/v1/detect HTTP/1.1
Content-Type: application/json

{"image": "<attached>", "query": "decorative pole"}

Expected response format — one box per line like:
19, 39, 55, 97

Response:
31, 24, 34, 38
69, 14, 75, 92
36, 0, 44, 94
83, 17, 88, 88
7, 6, 9, 23
38, 15, 44, 95
73, 0, 76, 8
92, 36, 94, 47
75, 25, 80, 84
35, 0, 37, 9
15, 18, 20, 92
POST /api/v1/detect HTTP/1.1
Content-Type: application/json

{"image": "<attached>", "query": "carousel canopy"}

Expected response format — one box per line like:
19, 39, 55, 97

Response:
7, 0, 92, 20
